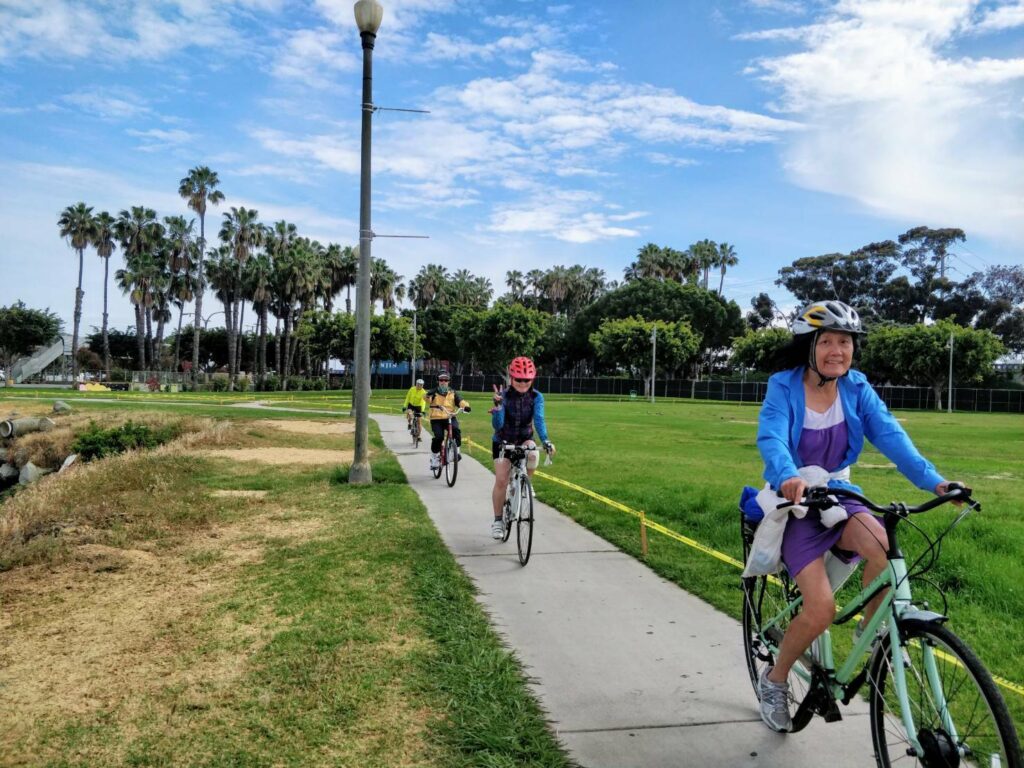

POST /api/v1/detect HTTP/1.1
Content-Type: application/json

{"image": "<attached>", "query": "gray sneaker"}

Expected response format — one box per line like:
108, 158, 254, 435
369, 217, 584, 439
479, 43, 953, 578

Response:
758, 666, 792, 733
491, 518, 504, 540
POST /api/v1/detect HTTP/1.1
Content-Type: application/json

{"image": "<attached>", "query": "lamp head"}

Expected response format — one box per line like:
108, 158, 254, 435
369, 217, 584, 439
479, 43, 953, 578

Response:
354, 0, 383, 34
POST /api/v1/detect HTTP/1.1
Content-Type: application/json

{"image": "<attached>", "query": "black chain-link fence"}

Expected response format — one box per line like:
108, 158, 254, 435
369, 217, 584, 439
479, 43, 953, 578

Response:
369, 372, 1024, 414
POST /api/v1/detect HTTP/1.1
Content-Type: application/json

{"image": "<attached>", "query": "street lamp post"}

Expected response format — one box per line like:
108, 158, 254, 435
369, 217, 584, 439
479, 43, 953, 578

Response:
350, 0, 383, 485
650, 325, 657, 404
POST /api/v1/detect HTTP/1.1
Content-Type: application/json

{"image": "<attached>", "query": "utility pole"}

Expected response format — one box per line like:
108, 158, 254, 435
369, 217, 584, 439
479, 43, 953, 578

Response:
947, 330, 954, 414
650, 325, 657, 404
410, 310, 417, 386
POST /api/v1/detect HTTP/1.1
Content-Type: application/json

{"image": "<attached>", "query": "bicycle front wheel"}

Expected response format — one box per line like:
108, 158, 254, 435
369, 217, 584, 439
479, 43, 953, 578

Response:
516, 475, 534, 566
445, 438, 458, 487
432, 442, 443, 479
411, 418, 421, 447
741, 569, 813, 712
869, 619, 1021, 768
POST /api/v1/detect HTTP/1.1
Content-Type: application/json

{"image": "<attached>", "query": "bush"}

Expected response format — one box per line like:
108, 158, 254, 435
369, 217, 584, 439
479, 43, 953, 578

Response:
209, 374, 230, 392
71, 420, 181, 462
260, 375, 280, 391
237, 375, 251, 392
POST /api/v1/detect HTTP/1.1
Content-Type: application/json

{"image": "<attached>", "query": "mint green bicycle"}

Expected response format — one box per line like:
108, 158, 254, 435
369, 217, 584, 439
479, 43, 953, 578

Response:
741, 484, 1021, 767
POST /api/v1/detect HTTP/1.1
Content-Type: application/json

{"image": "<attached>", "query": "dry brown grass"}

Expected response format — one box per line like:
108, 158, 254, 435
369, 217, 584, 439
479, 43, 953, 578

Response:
255, 418, 355, 436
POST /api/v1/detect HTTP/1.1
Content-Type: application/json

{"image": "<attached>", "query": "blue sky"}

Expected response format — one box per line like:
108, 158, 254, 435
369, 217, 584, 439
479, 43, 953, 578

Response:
1, 0, 1022, 333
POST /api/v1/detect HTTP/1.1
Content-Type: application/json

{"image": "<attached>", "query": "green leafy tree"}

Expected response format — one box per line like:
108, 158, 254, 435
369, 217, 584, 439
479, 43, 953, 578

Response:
465, 304, 550, 374
589, 316, 699, 394
370, 311, 413, 371
0, 302, 62, 385
860, 320, 1003, 410
746, 293, 778, 330
569, 278, 742, 368
730, 327, 792, 373
418, 303, 480, 374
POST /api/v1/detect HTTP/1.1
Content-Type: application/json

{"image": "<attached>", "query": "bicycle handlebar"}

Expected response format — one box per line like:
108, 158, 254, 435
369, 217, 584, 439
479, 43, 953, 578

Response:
430, 405, 467, 417
777, 482, 975, 515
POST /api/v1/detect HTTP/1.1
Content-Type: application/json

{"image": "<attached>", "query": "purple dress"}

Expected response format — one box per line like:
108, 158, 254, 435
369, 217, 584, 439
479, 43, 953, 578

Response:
780, 397, 871, 577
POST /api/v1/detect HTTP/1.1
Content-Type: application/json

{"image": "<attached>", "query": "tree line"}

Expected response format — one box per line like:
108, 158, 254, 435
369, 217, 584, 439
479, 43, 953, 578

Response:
40, 165, 1024, 395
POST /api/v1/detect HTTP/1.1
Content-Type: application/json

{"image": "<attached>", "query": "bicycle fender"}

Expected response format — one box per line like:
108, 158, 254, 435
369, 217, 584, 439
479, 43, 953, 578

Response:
897, 610, 948, 626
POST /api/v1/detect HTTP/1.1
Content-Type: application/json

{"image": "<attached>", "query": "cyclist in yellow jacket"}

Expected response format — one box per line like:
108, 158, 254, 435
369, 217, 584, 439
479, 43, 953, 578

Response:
425, 371, 471, 471
403, 378, 427, 433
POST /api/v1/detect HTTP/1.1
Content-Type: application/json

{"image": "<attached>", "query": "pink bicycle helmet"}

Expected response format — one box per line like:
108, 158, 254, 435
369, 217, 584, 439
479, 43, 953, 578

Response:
508, 356, 536, 379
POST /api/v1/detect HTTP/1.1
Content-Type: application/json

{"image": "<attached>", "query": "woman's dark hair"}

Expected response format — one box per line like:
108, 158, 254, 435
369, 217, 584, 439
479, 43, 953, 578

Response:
770, 330, 860, 373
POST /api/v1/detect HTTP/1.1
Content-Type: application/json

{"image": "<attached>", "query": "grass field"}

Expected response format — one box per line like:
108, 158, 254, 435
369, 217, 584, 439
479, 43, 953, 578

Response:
6, 386, 1024, 734
0, 398, 571, 767
367, 387, 1024, 730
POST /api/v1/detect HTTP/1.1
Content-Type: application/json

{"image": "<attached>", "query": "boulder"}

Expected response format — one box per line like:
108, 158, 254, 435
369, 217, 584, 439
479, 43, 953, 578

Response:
59, 454, 79, 473
19, 461, 53, 485
53, 400, 72, 414
0, 463, 17, 481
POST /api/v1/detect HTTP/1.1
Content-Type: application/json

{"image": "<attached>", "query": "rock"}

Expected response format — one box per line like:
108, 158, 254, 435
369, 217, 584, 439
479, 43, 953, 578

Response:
59, 454, 78, 473
53, 400, 72, 414
0, 463, 17, 481
19, 461, 53, 485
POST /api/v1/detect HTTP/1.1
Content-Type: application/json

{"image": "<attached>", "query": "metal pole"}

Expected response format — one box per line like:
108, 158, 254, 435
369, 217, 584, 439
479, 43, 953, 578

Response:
410, 310, 417, 387
650, 326, 656, 404
350, 28, 376, 484
947, 330, 954, 414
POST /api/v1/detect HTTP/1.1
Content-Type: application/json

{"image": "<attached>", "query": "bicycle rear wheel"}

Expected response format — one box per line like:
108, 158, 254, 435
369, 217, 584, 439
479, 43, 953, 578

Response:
411, 417, 421, 447
516, 475, 534, 566
869, 619, 1021, 768
445, 437, 458, 487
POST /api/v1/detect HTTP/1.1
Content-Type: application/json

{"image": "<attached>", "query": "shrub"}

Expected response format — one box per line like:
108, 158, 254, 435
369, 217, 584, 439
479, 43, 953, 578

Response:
209, 374, 230, 392
70, 420, 181, 462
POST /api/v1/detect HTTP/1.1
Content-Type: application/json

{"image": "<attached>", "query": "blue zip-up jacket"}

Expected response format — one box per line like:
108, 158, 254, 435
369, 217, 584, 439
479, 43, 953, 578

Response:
492, 387, 550, 444
758, 367, 944, 495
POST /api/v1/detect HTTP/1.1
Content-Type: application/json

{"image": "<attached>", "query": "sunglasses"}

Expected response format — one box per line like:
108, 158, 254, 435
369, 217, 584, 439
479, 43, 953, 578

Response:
512, 377, 532, 384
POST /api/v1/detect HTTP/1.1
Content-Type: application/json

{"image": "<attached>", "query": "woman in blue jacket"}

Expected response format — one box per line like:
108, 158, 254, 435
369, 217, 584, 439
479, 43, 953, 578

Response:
754, 300, 957, 733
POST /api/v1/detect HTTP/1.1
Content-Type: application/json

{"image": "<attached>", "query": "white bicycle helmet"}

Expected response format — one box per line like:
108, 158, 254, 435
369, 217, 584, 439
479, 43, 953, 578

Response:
792, 301, 864, 336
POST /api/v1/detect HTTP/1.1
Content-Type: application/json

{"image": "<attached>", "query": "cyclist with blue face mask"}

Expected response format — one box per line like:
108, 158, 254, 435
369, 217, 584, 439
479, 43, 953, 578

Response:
425, 371, 470, 471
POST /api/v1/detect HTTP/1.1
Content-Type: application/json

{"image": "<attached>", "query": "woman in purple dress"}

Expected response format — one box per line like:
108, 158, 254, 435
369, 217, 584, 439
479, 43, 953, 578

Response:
754, 300, 958, 733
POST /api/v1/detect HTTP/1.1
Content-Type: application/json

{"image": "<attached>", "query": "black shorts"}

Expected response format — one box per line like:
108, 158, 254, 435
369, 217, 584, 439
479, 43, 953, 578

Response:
407, 405, 423, 416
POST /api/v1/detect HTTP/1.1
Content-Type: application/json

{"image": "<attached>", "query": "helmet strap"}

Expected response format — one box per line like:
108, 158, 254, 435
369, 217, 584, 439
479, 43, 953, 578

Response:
807, 330, 838, 387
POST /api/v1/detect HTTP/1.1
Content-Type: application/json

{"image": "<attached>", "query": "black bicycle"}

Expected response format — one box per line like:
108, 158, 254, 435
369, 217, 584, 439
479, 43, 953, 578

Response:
430, 406, 465, 487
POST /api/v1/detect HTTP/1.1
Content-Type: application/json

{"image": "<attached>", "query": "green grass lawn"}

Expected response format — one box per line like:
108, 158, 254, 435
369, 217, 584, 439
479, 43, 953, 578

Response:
369, 389, 1024, 729
0, 408, 571, 767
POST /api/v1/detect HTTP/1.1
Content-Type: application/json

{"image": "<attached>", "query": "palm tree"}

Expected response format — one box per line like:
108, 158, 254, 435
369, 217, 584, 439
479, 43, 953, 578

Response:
409, 263, 450, 309
505, 269, 526, 302
716, 242, 739, 296
58, 202, 97, 383
688, 239, 719, 291
91, 211, 117, 379
543, 265, 572, 315
164, 215, 195, 369
205, 246, 239, 373
179, 166, 225, 386
246, 253, 274, 387
219, 206, 263, 386
370, 258, 403, 310
115, 206, 164, 369
169, 256, 197, 371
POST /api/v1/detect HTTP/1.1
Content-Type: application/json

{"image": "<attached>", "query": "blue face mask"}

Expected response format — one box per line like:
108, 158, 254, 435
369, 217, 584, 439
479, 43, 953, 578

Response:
438, 383, 450, 394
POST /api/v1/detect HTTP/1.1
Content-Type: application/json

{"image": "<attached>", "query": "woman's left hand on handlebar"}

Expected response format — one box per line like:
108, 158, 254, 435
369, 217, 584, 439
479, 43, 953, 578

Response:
935, 480, 966, 506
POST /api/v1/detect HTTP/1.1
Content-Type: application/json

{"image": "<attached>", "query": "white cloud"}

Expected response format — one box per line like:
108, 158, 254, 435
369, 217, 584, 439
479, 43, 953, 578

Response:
744, 0, 1024, 245
126, 127, 195, 152
747, 0, 807, 13
61, 88, 151, 120
271, 27, 361, 87
974, 1, 1024, 32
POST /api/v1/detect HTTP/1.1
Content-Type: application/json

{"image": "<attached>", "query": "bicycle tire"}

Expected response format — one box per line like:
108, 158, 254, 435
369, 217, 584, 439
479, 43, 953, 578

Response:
869, 619, 1022, 768
501, 494, 513, 543
445, 438, 458, 487
516, 475, 534, 566
741, 568, 814, 719
411, 417, 421, 447
432, 442, 443, 479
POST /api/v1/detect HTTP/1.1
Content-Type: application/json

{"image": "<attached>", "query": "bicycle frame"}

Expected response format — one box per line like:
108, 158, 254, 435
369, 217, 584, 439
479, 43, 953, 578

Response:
755, 519, 952, 755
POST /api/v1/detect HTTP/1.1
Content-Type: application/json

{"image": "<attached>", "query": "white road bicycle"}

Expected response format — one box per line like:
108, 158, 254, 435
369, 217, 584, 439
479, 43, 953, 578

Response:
497, 442, 551, 566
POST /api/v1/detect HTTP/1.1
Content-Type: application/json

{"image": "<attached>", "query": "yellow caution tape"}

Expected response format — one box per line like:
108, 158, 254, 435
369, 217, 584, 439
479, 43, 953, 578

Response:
462, 435, 1024, 700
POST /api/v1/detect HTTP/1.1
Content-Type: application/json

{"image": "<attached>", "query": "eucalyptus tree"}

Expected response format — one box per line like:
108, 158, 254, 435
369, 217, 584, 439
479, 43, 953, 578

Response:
219, 206, 263, 385
716, 242, 739, 296
178, 166, 225, 384
57, 202, 97, 382
91, 211, 117, 378
115, 206, 164, 369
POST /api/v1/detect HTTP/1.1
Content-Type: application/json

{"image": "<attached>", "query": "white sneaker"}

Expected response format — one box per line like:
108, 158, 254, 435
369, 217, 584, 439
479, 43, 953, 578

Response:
491, 519, 504, 540
429, 454, 440, 470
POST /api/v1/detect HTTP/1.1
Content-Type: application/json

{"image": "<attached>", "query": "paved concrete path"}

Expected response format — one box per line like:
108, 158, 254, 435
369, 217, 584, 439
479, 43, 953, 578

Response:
378, 413, 876, 767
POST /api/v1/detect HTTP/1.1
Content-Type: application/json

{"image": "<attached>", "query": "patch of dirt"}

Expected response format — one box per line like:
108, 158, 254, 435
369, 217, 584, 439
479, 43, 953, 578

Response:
196, 448, 355, 465
211, 489, 268, 499
0, 510, 326, 751
255, 419, 354, 436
